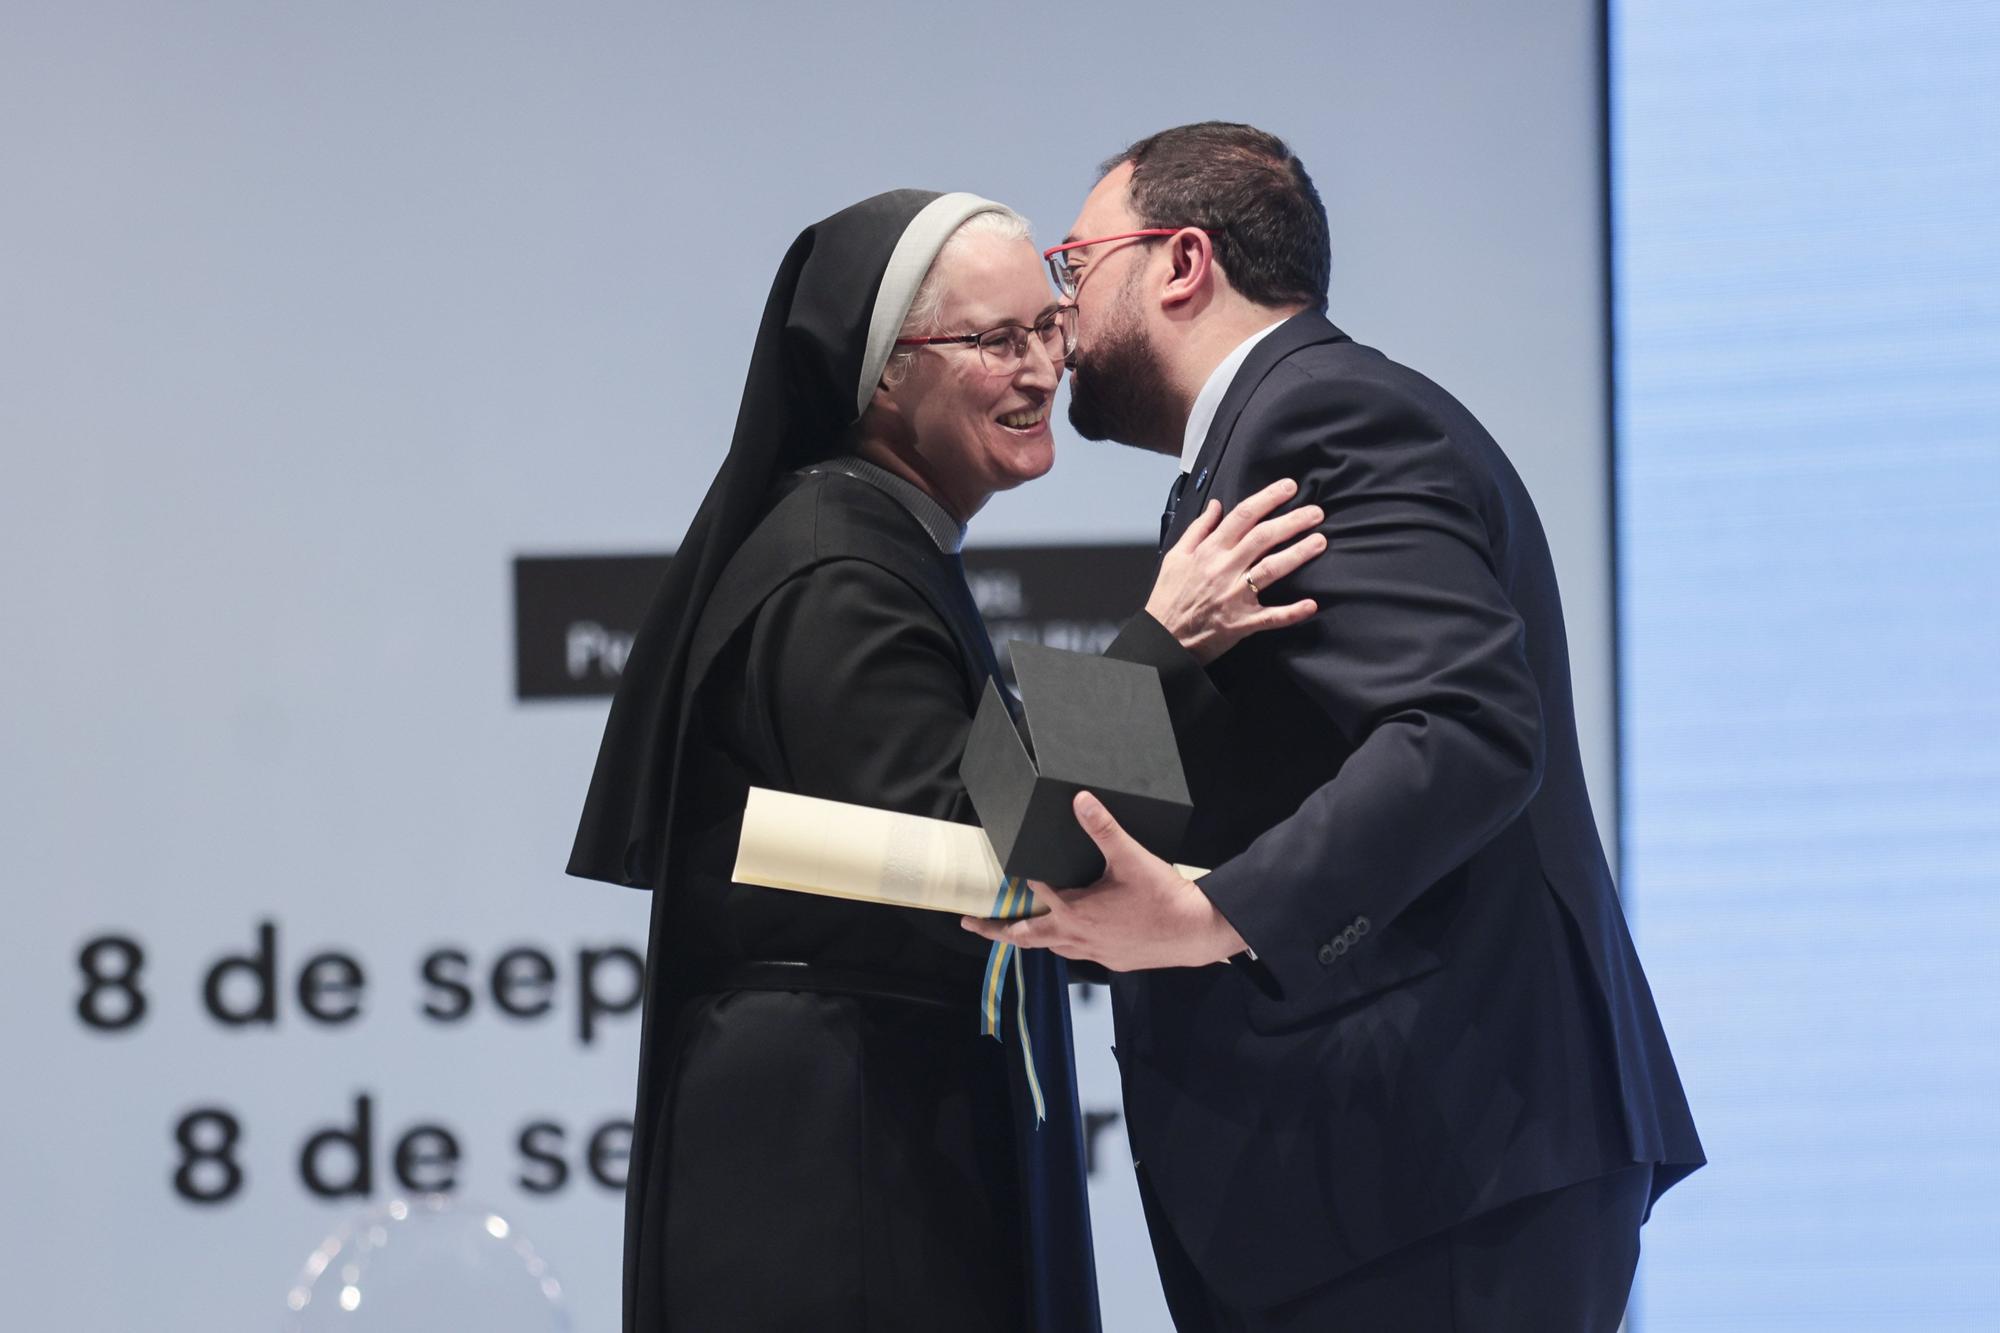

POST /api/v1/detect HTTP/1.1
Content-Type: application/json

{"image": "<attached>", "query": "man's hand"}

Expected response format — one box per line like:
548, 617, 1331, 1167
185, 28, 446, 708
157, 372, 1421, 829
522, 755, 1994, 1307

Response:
960, 792, 1248, 972
1145, 478, 1325, 666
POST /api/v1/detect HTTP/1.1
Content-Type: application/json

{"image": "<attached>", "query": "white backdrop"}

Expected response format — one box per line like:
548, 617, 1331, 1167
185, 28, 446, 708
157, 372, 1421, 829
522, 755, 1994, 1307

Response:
1614, 3, 2000, 1327
0, 3, 1610, 1329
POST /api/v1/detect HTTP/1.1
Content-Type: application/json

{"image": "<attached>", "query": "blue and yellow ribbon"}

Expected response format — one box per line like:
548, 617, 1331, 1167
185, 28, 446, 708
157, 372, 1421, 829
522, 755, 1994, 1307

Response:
979, 876, 1046, 1125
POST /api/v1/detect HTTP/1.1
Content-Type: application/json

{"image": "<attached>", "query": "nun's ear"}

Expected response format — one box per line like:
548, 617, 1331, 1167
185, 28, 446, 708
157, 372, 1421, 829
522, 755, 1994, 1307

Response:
861, 375, 903, 431
870, 356, 910, 409
879, 348, 915, 391
861, 365, 925, 451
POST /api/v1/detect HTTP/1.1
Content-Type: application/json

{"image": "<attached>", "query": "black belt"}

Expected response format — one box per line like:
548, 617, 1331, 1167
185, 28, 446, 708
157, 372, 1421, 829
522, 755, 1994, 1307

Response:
692, 960, 966, 1011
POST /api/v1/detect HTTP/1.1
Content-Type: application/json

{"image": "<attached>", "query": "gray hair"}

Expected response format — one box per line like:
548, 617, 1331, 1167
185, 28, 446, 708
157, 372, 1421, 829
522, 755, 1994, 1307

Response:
881, 206, 1033, 387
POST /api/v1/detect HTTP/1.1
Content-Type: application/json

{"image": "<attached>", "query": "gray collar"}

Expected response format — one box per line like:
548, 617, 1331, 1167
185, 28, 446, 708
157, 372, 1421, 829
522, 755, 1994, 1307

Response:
803, 456, 967, 554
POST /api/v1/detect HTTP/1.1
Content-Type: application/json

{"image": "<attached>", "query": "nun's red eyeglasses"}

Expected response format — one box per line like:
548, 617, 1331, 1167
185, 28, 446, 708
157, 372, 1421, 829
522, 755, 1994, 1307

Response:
895, 306, 1077, 375
1042, 228, 1215, 299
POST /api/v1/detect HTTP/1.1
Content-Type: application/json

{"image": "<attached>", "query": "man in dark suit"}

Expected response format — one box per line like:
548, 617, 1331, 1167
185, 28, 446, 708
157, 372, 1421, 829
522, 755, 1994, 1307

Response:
967, 122, 1704, 1331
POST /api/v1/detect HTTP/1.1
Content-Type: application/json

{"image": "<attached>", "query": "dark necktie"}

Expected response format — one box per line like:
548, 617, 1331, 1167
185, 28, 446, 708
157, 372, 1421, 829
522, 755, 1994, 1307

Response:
1158, 470, 1191, 553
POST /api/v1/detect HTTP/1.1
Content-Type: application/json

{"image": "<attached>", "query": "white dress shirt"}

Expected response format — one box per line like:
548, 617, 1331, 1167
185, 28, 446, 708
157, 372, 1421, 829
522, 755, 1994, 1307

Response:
1179, 318, 1290, 475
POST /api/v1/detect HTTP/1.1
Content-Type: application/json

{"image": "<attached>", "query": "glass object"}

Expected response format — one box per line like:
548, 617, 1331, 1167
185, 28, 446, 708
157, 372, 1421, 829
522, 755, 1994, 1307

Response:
284, 1195, 571, 1332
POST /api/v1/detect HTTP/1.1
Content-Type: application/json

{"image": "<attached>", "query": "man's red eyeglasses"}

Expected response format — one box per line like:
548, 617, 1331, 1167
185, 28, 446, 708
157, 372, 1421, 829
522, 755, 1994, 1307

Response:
1042, 228, 1215, 299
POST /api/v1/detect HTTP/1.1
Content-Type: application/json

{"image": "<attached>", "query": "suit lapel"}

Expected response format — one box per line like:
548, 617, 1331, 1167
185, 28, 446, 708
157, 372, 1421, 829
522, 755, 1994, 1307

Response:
1160, 312, 1349, 551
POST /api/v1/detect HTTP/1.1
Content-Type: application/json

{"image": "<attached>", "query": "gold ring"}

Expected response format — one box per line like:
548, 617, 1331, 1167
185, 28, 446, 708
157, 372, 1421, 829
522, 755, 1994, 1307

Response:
1245, 575, 1261, 595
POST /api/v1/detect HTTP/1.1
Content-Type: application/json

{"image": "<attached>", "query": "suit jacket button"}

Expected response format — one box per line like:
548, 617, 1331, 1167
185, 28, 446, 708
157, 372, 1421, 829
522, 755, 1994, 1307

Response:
1331, 937, 1349, 957
1354, 916, 1371, 936
1317, 943, 1337, 966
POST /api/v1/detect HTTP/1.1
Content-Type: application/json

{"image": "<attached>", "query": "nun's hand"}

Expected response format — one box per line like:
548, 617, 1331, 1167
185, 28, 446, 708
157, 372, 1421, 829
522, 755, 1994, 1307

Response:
1144, 479, 1325, 665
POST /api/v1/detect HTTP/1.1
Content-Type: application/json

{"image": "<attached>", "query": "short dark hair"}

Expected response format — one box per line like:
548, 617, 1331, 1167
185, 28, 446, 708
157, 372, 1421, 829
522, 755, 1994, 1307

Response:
1104, 121, 1330, 311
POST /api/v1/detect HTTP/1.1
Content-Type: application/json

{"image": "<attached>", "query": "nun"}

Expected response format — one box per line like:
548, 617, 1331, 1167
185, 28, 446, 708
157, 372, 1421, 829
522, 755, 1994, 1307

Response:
568, 190, 1322, 1332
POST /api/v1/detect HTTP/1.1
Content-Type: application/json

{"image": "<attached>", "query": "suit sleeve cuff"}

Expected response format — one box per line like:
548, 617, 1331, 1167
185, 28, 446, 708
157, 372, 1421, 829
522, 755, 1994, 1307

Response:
1198, 860, 1327, 1001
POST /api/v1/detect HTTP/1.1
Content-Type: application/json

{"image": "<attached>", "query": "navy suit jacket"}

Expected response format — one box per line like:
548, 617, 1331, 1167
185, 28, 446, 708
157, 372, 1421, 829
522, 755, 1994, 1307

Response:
1104, 313, 1703, 1308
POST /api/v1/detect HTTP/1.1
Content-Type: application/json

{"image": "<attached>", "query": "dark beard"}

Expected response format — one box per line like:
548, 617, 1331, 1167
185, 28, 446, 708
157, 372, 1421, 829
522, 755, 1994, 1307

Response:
1066, 296, 1180, 453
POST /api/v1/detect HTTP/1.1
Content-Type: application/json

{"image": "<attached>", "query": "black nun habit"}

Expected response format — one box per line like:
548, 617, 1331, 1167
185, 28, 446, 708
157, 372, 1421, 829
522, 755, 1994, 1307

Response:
569, 190, 1100, 1332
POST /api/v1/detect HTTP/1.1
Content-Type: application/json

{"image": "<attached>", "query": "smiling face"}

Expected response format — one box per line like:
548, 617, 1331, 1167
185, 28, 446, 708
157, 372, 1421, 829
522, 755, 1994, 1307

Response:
869, 230, 1063, 521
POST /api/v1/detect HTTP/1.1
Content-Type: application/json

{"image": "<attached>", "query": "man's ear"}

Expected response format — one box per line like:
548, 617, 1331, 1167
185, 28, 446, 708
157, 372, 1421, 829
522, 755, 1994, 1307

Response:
1159, 227, 1217, 311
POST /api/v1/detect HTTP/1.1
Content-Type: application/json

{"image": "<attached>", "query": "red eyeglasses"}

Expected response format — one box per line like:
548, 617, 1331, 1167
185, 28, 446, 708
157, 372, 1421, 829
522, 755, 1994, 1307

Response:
1042, 228, 1215, 299
894, 306, 1077, 375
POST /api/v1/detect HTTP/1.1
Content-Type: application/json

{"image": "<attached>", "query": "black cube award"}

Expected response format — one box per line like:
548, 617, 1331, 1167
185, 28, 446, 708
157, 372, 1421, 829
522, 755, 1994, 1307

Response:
959, 642, 1193, 887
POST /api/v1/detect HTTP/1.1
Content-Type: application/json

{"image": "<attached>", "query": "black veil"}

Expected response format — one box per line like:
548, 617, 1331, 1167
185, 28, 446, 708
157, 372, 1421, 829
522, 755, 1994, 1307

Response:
568, 189, 1007, 889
